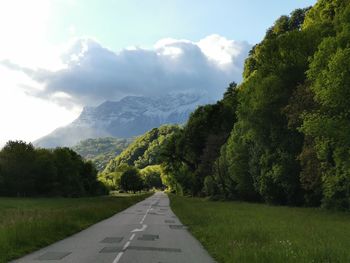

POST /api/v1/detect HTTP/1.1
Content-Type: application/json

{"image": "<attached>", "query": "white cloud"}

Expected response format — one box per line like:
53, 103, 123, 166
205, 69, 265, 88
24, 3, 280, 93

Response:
198, 34, 247, 66
0, 34, 251, 146
6, 35, 250, 107
0, 65, 79, 147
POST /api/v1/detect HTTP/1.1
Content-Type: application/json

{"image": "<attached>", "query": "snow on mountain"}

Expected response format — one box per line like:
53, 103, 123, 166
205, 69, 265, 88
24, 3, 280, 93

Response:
34, 93, 211, 148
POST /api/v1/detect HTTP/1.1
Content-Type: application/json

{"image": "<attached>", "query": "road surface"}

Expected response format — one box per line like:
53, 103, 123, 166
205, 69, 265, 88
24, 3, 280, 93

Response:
12, 192, 215, 263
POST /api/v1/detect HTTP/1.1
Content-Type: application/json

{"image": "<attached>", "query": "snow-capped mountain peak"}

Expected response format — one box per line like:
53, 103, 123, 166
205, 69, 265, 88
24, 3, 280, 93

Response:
34, 93, 211, 148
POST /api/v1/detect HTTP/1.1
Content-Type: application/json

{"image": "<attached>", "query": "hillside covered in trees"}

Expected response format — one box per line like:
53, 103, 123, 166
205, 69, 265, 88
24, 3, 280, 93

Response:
158, 0, 350, 210
104, 125, 180, 172
72, 137, 131, 171
0, 141, 106, 197
99, 125, 179, 191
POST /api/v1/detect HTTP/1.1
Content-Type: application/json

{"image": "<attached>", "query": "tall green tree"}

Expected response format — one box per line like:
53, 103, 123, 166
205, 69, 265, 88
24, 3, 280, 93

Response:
0, 141, 36, 196
120, 167, 143, 193
161, 82, 239, 195
301, 0, 350, 209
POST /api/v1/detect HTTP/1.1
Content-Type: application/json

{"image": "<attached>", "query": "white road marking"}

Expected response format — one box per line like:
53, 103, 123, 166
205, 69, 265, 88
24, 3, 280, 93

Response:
140, 215, 147, 224
140, 206, 151, 224
123, 241, 131, 250
131, 224, 147, 232
112, 252, 124, 263
112, 195, 161, 263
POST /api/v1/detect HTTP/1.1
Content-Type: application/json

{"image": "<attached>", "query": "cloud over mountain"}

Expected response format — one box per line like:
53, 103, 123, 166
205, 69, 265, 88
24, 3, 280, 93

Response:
2, 34, 251, 107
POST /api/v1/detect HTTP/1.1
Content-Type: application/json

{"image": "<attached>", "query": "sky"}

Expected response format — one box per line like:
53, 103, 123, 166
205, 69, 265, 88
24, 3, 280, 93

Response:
0, 0, 317, 146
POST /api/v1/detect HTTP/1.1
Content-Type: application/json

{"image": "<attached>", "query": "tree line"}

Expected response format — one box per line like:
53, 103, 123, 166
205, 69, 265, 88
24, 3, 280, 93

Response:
101, 164, 164, 193
160, 0, 350, 210
0, 141, 107, 197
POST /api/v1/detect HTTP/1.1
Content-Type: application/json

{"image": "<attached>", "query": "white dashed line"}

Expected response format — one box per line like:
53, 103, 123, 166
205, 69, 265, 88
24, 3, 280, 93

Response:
123, 241, 131, 250
129, 233, 136, 241
112, 252, 124, 263
112, 195, 160, 263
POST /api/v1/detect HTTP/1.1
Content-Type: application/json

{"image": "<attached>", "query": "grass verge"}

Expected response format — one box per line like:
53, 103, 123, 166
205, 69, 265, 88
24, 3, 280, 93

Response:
169, 195, 350, 263
0, 193, 151, 263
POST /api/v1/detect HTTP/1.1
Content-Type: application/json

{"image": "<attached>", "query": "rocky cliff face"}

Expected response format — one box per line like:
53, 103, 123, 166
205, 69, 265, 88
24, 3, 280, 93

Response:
34, 93, 211, 148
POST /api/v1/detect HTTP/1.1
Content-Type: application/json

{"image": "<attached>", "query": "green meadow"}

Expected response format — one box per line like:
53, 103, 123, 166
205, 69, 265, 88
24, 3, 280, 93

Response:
170, 195, 350, 263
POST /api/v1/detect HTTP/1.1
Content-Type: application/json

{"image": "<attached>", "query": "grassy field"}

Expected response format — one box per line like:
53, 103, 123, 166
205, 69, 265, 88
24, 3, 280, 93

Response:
169, 195, 350, 263
0, 193, 151, 263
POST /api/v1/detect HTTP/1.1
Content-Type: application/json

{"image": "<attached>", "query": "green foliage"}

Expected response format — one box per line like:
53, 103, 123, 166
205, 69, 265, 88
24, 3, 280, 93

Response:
0, 141, 107, 197
213, 4, 348, 206
211, 7, 318, 205
120, 167, 143, 193
98, 164, 129, 191
72, 137, 131, 171
301, 2, 350, 209
140, 165, 164, 190
0, 141, 36, 196
104, 125, 180, 173
161, 83, 239, 196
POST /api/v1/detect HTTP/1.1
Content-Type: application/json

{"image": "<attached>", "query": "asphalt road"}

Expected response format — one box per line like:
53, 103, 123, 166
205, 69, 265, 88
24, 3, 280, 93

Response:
12, 192, 215, 263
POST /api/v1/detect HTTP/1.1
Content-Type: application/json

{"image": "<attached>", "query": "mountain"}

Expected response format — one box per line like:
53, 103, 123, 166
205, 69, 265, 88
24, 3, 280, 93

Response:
34, 93, 210, 148
72, 137, 132, 172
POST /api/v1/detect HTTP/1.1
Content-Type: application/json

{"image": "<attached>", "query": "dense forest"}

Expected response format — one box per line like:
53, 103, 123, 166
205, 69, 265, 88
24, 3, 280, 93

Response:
72, 137, 131, 171
98, 125, 178, 191
158, 0, 350, 210
0, 141, 106, 197
104, 125, 180, 172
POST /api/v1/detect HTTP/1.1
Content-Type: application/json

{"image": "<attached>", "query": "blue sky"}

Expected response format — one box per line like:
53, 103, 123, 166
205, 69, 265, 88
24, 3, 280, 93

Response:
0, 0, 317, 145
49, 0, 317, 49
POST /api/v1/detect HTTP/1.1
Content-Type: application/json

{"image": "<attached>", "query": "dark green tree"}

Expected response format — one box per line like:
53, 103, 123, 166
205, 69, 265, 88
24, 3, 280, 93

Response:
120, 167, 143, 193
141, 165, 163, 190
33, 149, 57, 196
0, 141, 36, 196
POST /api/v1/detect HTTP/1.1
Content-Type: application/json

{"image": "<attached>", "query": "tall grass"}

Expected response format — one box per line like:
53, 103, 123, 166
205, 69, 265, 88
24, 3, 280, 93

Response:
169, 195, 350, 263
0, 194, 150, 263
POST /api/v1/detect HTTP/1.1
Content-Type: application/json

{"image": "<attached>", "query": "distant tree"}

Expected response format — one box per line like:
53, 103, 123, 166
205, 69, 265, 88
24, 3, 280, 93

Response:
0, 163, 3, 195
141, 165, 164, 190
99, 164, 130, 190
81, 161, 104, 195
0, 141, 107, 197
52, 148, 85, 197
120, 167, 143, 193
33, 148, 57, 196
0, 141, 36, 196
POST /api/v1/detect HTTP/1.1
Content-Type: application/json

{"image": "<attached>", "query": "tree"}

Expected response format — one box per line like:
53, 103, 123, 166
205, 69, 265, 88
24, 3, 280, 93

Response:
160, 83, 239, 196
120, 167, 143, 193
104, 125, 180, 173
301, 7, 350, 209
0, 141, 107, 197
33, 148, 57, 196
0, 141, 36, 196
141, 165, 164, 190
